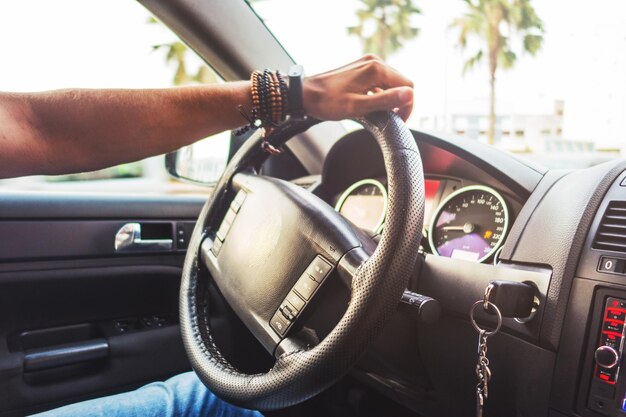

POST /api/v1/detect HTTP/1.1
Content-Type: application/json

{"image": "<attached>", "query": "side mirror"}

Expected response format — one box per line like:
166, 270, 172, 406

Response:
165, 131, 231, 185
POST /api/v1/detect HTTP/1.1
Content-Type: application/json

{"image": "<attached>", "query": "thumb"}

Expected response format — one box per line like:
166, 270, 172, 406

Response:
353, 86, 413, 116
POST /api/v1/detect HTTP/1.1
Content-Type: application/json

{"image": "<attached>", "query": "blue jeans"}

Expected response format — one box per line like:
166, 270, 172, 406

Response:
31, 372, 263, 417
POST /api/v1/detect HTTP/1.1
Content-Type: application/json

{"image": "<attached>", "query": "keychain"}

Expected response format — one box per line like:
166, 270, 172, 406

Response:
470, 284, 502, 417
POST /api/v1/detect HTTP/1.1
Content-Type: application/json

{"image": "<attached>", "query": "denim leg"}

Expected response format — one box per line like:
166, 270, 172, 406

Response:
30, 372, 264, 417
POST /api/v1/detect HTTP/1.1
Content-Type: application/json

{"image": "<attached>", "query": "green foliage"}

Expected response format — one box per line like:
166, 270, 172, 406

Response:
463, 49, 484, 73
348, 0, 421, 60
147, 17, 219, 86
452, 0, 544, 75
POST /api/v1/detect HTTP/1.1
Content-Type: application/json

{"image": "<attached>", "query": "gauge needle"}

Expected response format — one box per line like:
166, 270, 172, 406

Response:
442, 222, 475, 234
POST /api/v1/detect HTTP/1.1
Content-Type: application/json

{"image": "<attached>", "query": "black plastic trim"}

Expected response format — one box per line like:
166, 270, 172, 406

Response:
0, 192, 204, 220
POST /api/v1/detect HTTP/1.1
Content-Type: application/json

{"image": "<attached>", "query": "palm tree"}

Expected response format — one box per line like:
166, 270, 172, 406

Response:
452, 0, 544, 145
148, 17, 219, 86
348, 0, 421, 60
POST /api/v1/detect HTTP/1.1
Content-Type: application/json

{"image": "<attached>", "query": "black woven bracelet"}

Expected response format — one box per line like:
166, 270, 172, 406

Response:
277, 71, 289, 121
257, 72, 267, 124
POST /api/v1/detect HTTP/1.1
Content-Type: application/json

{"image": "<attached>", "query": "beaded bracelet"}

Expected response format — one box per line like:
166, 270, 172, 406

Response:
235, 69, 290, 154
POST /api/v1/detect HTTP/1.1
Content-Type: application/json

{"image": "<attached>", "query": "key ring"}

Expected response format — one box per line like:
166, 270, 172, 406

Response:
483, 283, 494, 311
470, 300, 502, 336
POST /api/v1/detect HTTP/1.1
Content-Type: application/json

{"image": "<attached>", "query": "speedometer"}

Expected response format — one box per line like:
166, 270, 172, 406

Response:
335, 179, 387, 234
428, 185, 509, 263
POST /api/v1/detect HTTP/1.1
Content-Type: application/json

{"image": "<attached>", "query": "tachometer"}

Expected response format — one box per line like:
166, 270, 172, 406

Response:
335, 179, 387, 234
428, 185, 509, 263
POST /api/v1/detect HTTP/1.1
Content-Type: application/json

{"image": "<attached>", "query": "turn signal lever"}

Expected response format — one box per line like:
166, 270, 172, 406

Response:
398, 290, 441, 324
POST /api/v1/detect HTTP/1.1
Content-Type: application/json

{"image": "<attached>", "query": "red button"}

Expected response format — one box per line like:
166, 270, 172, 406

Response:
603, 320, 624, 334
606, 308, 626, 322
597, 368, 617, 384
602, 332, 622, 349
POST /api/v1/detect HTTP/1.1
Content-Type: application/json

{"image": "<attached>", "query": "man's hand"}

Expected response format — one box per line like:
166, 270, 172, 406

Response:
303, 55, 414, 122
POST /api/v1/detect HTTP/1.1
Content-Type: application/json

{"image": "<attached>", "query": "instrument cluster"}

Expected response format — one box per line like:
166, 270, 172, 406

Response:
334, 177, 510, 263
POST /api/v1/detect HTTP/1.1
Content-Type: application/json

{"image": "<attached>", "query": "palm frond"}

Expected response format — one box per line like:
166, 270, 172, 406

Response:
498, 47, 516, 69
348, 0, 421, 60
523, 33, 543, 55
463, 49, 484, 73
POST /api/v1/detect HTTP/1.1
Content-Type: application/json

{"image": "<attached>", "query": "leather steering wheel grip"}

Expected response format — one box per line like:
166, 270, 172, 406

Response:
179, 111, 425, 410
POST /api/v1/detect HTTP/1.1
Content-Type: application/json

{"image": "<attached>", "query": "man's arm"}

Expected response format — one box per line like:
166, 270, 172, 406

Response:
0, 56, 413, 179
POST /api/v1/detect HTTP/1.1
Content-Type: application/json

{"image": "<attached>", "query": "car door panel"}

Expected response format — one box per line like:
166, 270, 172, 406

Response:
0, 193, 207, 416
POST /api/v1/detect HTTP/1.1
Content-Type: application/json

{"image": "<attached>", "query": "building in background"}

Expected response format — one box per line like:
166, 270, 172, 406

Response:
416, 99, 620, 168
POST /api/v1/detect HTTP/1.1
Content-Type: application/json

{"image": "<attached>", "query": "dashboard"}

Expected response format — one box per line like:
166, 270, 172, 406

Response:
288, 125, 626, 417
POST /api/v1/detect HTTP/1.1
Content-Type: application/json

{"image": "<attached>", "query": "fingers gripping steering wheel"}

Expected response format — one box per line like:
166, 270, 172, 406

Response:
179, 112, 425, 410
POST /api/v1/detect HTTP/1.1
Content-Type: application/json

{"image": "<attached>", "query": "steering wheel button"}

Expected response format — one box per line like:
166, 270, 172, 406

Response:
210, 238, 222, 256
280, 303, 296, 321
294, 275, 318, 300
286, 291, 305, 311
305, 256, 333, 282
270, 312, 289, 336
231, 190, 247, 213
216, 218, 233, 241
224, 208, 237, 224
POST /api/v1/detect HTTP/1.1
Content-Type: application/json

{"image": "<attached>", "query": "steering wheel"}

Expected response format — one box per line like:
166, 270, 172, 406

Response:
179, 112, 425, 410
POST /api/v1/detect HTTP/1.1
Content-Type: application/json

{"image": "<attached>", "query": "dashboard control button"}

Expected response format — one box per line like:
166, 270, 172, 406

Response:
597, 367, 618, 384
270, 312, 289, 336
294, 275, 318, 300
602, 332, 621, 350
607, 308, 626, 322
286, 291, 305, 311
596, 346, 620, 369
603, 320, 624, 334
599, 257, 619, 273
306, 256, 333, 282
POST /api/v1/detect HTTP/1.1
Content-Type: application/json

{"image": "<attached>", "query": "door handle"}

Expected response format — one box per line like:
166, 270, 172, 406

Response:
24, 339, 109, 372
115, 223, 173, 252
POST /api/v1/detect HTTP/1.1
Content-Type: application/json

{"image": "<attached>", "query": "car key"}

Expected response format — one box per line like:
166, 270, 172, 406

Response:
470, 284, 503, 417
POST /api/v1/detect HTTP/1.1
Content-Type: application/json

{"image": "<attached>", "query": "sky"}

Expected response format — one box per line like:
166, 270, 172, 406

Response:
253, 0, 626, 147
1, 0, 625, 148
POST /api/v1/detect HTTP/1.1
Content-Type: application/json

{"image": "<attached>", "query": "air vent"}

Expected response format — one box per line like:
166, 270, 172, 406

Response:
593, 201, 626, 252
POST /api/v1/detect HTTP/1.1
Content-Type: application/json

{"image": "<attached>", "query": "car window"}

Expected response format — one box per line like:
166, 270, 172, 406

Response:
0, 0, 228, 194
250, 0, 626, 169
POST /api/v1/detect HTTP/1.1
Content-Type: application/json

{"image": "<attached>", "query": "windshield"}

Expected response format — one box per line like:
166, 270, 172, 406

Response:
250, 0, 626, 169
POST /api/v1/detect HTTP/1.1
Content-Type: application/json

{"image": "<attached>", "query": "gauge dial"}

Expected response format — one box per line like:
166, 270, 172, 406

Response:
335, 179, 387, 234
428, 185, 509, 263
